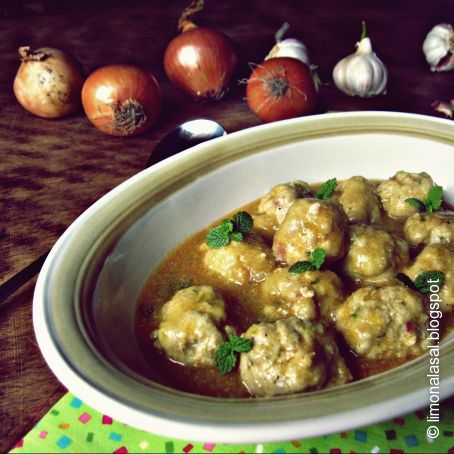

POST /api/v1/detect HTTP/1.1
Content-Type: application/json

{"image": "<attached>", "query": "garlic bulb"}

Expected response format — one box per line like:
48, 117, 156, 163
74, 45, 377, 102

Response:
265, 22, 310, 65
432, 99, 454, 118
266, 37, 310, 65
422, 23, 454, 72
333, 34, 388, 98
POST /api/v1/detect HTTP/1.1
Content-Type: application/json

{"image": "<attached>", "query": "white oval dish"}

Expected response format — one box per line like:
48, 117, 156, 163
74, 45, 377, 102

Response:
34, 112, 454, 443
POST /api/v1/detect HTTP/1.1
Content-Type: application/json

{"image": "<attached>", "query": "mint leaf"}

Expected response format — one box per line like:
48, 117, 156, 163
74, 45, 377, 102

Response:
414, 271, 445, 293
228, 335, 252, 353
221, 219, 234, 232
206, 211, 254, 249
315, 178, 337, 200
424, 186, 443, 214
406, 186, 443, 214
405, 198, 426, 212
232, 211, 253, 233
229, 231, 243, 242
395, 273, 417, 291
215, 343, 236, 375
215, 335, 252, 375
288, 248, 327, 274
289, 261, 314, 273
311, 248, 327, 270
205, 226, 229, 249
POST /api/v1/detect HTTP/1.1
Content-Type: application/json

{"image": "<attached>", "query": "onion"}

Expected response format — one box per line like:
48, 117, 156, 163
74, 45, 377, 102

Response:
164, 0, 238, 101
245, 57, 317, 123
81, 65, 161, 137
13, 46, 85, 119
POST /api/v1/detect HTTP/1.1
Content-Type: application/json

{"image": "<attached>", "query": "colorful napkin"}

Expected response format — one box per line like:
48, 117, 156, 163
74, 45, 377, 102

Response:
10, 392, 454, 453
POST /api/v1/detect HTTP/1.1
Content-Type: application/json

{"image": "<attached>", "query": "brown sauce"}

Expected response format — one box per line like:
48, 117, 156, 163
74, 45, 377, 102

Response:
135, 181, 453, 398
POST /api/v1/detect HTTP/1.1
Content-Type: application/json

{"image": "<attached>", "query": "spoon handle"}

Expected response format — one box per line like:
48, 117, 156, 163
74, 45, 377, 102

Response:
0, 252, 48, 306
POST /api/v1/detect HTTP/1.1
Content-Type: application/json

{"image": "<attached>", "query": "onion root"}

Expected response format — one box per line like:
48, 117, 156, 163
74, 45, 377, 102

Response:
113, 99, 147, 134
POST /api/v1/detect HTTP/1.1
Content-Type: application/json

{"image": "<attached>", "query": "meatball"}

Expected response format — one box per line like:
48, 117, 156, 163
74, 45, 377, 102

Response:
260, 268, 344, 323
335, 286, 428, 360
203, 234, 275, 285
239, 318, 351, 397
377, 171, 434, 218
254, 181, 312, 233
342, 225, 410, 285
153, 286, 226, 366
404, 211, 454, 246
272, 199, 349, 265
334, 176, 382, 223
405, 244, 454, 312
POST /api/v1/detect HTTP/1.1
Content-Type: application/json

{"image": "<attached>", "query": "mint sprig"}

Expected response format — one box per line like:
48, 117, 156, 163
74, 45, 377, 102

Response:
289, 248, 327, 274
215, 334, 252, 375
425, 186, 443, 213
414, 271, 445, 293
395, 270, 445, 294
205, 211, 253, 249
405, 185, 444, 214
315, 178, 337, 200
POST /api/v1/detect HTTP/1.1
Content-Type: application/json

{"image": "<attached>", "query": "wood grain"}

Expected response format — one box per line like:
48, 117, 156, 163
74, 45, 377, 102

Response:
0, 0, 453, 451
0, 277, 65, 452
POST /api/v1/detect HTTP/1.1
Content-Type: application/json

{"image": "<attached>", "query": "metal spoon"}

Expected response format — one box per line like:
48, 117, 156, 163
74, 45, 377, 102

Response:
0, 119, 226, 304
146, 118, 226, 167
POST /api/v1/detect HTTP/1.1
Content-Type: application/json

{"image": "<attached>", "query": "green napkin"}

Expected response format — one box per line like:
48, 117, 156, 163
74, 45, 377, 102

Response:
10, 392, 453, 453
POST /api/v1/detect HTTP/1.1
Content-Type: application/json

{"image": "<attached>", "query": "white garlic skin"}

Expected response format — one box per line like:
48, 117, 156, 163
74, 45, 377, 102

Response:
422, 23, 454, 72
265, 38, 310, 65
333, 37, 388, 98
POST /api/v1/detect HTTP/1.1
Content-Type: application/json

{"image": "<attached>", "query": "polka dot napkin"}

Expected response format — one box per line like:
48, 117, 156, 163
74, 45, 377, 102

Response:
10, 393, 454, 453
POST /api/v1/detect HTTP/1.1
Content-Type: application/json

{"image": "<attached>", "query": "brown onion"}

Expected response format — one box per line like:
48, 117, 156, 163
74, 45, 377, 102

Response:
81, 65, 161, 137
164, 0, 238, 101
13, 46, 85, 119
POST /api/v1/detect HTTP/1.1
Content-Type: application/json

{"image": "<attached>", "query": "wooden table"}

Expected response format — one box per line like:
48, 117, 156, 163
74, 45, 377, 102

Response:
1, 0, 453, 450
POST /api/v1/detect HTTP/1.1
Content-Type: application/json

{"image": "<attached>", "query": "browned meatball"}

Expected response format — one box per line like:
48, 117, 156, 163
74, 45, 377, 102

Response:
404, 211, 454, 246
272, 198, 349, 265
334, 176, 382, 223
342, 225, 410, 286
239, 318, 351, 397
153, 286, 226, 366
404, 244, 454, 313
260, 268, 344, 323
335, 286, 428, 360
377, 171, 434, 218
254, 181, 312, 234
203, 234, 275, 285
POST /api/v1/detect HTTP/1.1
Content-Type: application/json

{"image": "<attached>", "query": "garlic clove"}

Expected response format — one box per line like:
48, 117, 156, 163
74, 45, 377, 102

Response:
265, 38, 310, 65
333, 36, 388, 98
423, 23, 454, 72
264, 23, 310, 65
432, 99, 454, 118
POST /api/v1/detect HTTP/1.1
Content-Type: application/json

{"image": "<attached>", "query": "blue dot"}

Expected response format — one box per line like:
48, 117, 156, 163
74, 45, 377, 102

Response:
354, 430, 367, 443
272, 449, 286, 454
57, 436, 72, 449
405, 434, 419, 447
70, 397, 83, 408
109, 432, 122, 441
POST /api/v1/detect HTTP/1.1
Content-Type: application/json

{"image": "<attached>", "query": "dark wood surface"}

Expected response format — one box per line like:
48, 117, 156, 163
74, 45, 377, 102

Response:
1, 0, 453, 451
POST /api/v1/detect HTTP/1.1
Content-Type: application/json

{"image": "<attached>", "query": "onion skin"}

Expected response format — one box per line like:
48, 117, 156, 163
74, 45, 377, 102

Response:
81, 65, 161, 137
164, 27, 238, 101
13, 46, 85, 119
246, 57, 317, 123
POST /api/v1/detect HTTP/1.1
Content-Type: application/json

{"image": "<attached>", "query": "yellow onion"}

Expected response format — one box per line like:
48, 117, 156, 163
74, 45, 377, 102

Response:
81, 65, 161, 137
164, 0, 238, 101
13, 46, 85, 118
